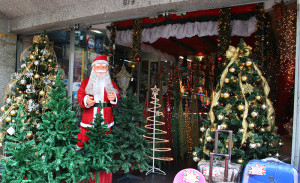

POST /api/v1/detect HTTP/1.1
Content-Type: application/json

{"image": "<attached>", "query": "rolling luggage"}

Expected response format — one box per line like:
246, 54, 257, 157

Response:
242, 157, 299, 183
197, 130, 242, 183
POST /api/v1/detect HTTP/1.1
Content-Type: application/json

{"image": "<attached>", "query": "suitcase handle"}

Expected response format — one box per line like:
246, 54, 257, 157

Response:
214, 130, 233, 161
209, 153, 230, 183
262, 157, 283, 163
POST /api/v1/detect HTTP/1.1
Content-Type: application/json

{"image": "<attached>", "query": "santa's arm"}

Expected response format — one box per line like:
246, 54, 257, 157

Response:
77, 78, 91, 108
110, 81, 120, 105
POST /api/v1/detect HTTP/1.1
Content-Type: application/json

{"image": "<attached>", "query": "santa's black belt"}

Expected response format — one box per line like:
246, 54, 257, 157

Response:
93, 102, 112, 108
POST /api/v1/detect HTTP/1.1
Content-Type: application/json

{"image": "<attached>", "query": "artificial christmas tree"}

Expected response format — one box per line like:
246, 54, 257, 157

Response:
34, 71, 88, 182
194, 40, 281, 165
1, 104, 40, 182
83, 105, 115, 182
111, 91, 150, 181
0, 32, 58, 145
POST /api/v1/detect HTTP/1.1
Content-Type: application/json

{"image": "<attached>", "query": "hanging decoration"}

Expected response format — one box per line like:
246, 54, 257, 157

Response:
163, 74, 174, 159
254, 3, 266, 64
217, 7, 231, 61
178, 100, 186, 159
144, 85, 173, 176
184, 100, 193, 154
108, 22, 117, 74
274, 5, 296, 134
129, 18, 142, 66
171, 66, 181, 161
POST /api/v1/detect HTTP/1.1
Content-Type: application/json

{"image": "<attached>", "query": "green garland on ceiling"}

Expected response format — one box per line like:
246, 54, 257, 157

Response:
129, 19, 142, 62
107, 12, 257, 31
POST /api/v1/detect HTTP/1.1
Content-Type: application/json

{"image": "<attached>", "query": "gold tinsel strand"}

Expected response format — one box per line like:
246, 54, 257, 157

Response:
185, 100, 193, 154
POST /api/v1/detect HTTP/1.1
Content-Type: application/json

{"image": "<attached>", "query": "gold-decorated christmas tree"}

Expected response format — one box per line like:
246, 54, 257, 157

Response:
0, 32, 58, 146
194, 40, 282, 165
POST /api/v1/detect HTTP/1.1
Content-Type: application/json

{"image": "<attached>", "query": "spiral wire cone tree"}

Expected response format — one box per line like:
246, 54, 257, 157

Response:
144, 85, 173, 175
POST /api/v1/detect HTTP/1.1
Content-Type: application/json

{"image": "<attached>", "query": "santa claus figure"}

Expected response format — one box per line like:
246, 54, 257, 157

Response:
76, 54, 120, 149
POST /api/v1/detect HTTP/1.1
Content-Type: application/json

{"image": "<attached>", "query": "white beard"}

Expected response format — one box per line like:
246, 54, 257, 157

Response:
85, 70, 118, 99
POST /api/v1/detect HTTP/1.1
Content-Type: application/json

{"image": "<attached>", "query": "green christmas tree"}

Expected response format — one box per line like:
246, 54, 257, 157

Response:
111, 91, 151, 173
1, 104, 40, 182
194, 40, 281, 165
84, 105, 115, 182
33, 71, 88, 182
0, 32, 58, 146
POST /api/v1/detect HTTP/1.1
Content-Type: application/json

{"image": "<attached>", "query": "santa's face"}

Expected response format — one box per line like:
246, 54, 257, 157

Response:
93, 63, 108, 77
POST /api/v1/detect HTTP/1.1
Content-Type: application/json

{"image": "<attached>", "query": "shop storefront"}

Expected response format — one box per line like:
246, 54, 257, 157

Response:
1, 0, 300, 181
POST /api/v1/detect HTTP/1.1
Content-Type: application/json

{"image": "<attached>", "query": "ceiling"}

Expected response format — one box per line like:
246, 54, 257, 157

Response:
0, 0, 268, 34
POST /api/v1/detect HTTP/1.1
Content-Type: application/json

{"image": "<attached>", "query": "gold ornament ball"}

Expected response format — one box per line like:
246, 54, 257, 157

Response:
193, 156, 200, 162
237, 158, 244, 164
206, 136, 212, 142
251, 111, 258, 118
10, 110, 16, 116
26, 132, 33, 138
257, 143, 262, 147
249, 122, 255, 129
249, 142, 257, 149
256, 95, 262, 101
229, 67, 235, 73
34, 74, 40, 79
221, 122, 228, 130
246, 60, 253, 67
30, 54, 35, 60
260, 128, 266, 133
239, 128, 245, 133
200, 126, 206, 132
6, 116, 11, 122
261, 104, 267, 110
279, 141, 284, 147
48, 58, 52, 63
275, 153, 280, 157
199, 138, 203, 143
223, 92, 230, 99
217, 114, 224, 121
268, 153, 273, 157
192, 151, 198, 157
39, 91, 45, 96
224, 78, 230, 84
238, 104, 245, 111
241, 75, 248, 82
1, 106, 5, 112
35, 111, 40, 115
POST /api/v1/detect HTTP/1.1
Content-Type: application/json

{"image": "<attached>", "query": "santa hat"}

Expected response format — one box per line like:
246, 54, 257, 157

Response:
91, 55, 109, 67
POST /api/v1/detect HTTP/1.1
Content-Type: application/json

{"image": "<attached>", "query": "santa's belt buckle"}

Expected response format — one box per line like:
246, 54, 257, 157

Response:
94, 102, 112, 108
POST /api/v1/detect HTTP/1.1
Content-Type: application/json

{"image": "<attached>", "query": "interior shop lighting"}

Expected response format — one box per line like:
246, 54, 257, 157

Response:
123, 60, 131, 62
90, 30, 102, 34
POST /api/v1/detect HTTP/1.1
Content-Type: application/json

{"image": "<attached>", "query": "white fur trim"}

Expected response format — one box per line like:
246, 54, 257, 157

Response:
91, 60, 109, 67
80, 122, 114, 128
80, 122, 93, 128
101, 121, 114, 128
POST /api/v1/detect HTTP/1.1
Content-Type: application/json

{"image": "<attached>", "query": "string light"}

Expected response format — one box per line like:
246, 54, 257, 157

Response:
276, 9, 296, 91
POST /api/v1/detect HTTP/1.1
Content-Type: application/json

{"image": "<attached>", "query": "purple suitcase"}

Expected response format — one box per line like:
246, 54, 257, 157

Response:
242, 158, 299, 183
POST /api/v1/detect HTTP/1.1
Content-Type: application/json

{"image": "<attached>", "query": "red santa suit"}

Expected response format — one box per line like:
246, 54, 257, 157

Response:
76, 77, 120, 148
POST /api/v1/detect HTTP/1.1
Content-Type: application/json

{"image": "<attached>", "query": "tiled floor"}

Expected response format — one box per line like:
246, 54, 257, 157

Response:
113, 156, 196, 183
